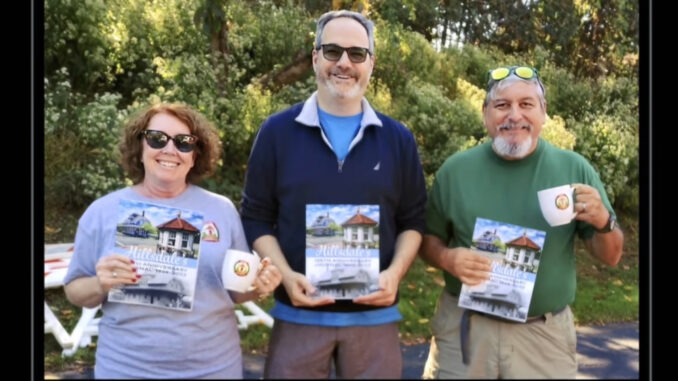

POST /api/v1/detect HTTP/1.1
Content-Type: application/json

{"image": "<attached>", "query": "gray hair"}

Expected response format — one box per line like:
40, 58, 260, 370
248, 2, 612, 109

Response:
483, 74, 546, 110
314, 10, 375, 54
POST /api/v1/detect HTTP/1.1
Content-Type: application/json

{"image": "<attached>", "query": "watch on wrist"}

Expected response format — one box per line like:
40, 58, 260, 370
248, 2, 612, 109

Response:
595, 214, 617, 233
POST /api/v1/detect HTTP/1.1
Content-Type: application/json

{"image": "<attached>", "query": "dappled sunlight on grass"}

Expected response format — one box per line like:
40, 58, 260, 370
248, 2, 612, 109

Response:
572, 216, 639, 325
397, 257, 443, 344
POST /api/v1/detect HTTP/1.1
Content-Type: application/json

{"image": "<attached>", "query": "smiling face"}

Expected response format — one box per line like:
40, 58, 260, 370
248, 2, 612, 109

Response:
141, 112, 195, 190
313, 17, 374, 105
483, 80, 546, 160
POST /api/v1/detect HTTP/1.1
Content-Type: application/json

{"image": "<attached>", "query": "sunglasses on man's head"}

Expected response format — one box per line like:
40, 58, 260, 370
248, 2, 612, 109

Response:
141, 130, 198, 153
486, 66, 543, 92
317, 43, 371, 63
489, 66, 538, 81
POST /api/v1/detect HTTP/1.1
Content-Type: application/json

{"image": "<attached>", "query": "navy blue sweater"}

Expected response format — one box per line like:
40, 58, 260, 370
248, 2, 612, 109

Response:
240, 101, 427, 312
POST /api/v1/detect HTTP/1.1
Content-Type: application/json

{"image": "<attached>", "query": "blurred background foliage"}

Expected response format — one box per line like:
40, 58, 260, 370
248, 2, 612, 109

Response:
44, 0, 638, 242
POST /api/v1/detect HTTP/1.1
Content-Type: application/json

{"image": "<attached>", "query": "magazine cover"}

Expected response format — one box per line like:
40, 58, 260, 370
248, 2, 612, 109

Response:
305, 204, 380, 299
458, 217, 546, 322
108, 199, 203, 311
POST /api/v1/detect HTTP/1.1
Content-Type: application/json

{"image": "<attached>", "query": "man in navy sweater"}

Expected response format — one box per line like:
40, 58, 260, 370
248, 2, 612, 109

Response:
240, 10, 427, 379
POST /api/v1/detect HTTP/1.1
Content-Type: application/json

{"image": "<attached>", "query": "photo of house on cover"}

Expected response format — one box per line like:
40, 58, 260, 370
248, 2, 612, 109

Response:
305, 204, 381, 300
458, 217, 546, 322
108, 199, 203, 311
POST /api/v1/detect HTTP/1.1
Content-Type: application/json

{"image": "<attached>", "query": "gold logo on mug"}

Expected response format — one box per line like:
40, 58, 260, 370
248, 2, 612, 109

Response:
234, 260, 250, 277
555, 194, 570, 210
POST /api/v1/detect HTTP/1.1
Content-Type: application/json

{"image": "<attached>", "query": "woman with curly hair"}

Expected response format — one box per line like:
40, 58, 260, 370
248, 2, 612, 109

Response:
63, 103, 281, 378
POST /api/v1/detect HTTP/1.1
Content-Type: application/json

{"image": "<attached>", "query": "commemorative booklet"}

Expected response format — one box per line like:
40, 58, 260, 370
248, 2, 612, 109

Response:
305, 204, 381, 299
457, 217, 546, 322
107, 199, 203, 311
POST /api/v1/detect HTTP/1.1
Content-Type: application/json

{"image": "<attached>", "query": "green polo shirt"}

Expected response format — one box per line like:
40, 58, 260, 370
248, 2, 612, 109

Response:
426, 138, 615, 316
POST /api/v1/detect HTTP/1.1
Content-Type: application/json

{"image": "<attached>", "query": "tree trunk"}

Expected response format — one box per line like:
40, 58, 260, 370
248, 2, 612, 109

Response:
258, 49, 313, 90
441, 14, 448, 49
211, 20, 230, 96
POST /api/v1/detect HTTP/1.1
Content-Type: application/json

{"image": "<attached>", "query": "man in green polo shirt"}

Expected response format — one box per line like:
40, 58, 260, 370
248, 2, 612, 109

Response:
420, 66, 624, 379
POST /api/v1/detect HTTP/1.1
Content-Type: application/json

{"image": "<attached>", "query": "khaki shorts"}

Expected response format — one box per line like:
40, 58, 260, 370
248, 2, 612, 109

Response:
264, 319, 402, 379
422, 291, 468, 379
467, 305, 577, 379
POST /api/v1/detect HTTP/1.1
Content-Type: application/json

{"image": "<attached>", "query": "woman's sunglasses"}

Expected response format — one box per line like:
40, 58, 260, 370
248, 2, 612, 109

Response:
317, 43, 372, 63
141, 130, 198, 153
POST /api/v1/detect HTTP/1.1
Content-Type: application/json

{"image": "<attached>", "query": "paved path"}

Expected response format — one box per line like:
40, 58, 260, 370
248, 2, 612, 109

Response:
45, 322, 639, 379
575, 322, 640, 379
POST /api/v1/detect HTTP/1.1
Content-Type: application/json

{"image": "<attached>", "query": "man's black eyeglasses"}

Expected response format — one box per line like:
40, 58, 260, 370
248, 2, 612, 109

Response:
317, 43, 372, 63
141, 130, 198, 153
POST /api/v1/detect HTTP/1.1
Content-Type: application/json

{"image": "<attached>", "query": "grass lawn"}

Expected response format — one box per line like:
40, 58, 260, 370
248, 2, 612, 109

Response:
571, 215, 639, 325
43, 215, 638, 374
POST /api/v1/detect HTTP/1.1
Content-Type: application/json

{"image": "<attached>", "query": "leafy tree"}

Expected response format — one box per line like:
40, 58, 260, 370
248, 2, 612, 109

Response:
372, 0, 440, 41
438, 0, 539, 52
143, 222, 159, 236
532, 0, 580, 70
43, 0, 640, 242
493, 239, 506, 252
329, 222, 342, 234
568, 0, 639, 78
44, 69, 128, 210
435, 0, 638, 79
45, 0, 117, 97
541, 115, 576, 150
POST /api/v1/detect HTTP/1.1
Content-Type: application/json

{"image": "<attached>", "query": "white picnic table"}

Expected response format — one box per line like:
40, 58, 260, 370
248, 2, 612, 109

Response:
44, 243, 274, 357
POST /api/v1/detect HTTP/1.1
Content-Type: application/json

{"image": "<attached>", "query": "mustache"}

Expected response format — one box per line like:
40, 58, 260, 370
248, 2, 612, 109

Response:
329, 68, 357, 77
498, 122, 532, 132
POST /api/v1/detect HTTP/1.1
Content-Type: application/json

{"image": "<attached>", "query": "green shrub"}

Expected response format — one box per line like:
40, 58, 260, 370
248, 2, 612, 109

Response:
541, 115, 576, 150
365, 81, 395, 116
570, 112, 638, 210
45, 70, 128, 210
373, 21, 443, 93
444, 45, 499, 91
226, 2, 312, 87
540, 64, 595, 120
455, 77, 485, 114
45, 0, 116, 95
392, 77, 482, 188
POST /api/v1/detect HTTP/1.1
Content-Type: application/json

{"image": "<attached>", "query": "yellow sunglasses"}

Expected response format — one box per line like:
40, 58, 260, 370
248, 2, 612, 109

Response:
487, 66, 543, 93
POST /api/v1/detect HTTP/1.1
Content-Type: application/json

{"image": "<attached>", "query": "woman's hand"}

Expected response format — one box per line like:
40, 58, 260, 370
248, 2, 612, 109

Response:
252, 257, 282, 299
95, 254, 139, 293
65, 253, 138, 308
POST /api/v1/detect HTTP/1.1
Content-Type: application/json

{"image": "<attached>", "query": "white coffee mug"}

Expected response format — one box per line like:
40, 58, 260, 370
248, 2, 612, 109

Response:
537, 185, 578, 227
221, 249, 260, 293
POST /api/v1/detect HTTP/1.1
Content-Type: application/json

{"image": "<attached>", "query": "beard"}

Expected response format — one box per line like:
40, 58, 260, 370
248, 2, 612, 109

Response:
491, 122, 534, 159
316, 67, 370, 99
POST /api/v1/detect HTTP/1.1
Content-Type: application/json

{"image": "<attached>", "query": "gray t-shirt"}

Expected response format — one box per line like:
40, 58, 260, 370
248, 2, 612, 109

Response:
64, 185, 249, 378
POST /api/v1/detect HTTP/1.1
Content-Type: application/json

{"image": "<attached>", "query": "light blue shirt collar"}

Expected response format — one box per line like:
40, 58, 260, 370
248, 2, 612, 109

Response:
295, 91, 383, 129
